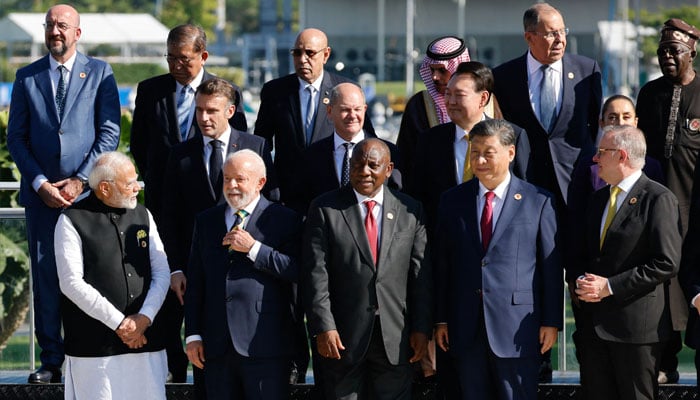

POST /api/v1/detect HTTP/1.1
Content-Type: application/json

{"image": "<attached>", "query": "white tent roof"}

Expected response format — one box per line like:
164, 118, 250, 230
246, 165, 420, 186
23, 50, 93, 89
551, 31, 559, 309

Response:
0, 13, 169, 45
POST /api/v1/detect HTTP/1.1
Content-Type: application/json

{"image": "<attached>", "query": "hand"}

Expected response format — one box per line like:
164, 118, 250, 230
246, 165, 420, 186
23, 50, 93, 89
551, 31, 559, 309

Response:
186, 340, 206, 369
116, 313, 151, 344
409, 332, 429, 363
55, 177, 84, 203
316, 330, 344, 359
539, 326, 558, 354
575, 273, 611, 303
222, 228, 256, 253
122, 334, 148, 349
171, 272, 187, 305
435, 324, 449, 352
37, 181, 72, 208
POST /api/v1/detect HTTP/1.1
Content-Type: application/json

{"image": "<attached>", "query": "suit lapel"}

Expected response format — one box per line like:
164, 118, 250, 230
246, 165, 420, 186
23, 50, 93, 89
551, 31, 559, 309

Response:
286, 77, 306, 148
442, 123, 460, 185
244, 196, 269, 239
552, 56, 575, 134
34, 57, 57, 122
487, 178, 522, 252
458, 181, 482, 251
606, 175, 647, 239
310, 74, 333, 143
377, 189, 398, 271
339, 188, 376, 269
62, 53, 89, 120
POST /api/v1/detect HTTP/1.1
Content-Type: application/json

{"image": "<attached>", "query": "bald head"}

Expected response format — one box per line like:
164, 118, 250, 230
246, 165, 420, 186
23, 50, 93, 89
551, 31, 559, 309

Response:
44, 4, 81, 62
350, 138, 393, 197
327, 83, 367, 141
293, 28, 331, 83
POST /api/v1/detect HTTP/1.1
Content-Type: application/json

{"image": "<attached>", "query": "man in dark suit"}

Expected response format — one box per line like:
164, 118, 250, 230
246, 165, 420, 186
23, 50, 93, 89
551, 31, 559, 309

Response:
6, 4, 121, 383
291, 82, 401, 214
493, 3, 601, 211
571, 125, 681, 400
185, 150, 302, 399
254, 28, 374, 205
434, 119, 562, 400
303, 138, 432, 400
130, 23, 247, 225
158, 77, 277, 389
408, 61, 530, 232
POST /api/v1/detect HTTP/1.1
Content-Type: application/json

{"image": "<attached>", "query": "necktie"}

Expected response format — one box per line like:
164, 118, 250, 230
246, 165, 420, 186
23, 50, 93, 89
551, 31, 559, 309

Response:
600, 186, 621, 249
364, 200, 378, 265
228, 209, 250, 252
462, 134, 472, 182
341, 142, 353, 186
480, 191, 495, 251
209, 140, 223, 190
305, 85, 316, 145
539, 65, 557, 132
56, 65, 67, 120
177, 85, 192, 140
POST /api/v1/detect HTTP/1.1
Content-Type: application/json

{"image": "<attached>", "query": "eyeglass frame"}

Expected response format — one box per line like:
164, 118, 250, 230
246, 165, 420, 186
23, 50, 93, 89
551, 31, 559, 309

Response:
103, 179, 140, 190
289, 48, 326, 58
656, 47, 692, 58
596, 148, 620, 157
43, 22, 79, 32
164, 54, 202, 66
528, 28, 569, 40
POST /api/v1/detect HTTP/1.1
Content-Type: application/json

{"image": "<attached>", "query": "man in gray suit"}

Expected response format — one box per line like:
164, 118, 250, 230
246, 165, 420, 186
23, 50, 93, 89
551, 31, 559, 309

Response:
303, 138, 432, 399
7, 4, 121, 383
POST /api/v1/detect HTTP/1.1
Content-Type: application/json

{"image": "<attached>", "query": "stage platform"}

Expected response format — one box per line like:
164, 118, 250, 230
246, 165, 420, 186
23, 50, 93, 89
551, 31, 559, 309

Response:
0, 371, 696, 399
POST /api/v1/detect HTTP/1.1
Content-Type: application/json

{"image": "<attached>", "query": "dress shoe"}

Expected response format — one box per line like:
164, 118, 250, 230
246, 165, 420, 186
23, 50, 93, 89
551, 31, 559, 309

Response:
538, 359, 553, 383
658, 370, 679, 384
28, 366, 62, 384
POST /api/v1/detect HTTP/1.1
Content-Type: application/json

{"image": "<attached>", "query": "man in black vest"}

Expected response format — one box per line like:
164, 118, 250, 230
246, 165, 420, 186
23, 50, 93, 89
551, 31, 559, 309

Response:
55, 152, 170, 399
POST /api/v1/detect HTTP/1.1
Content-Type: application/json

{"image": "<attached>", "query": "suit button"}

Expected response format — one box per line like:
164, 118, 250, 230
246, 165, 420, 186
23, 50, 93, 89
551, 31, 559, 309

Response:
58, 129, 64, 135
481, 260, 487, 267
127, 273, 132, 277
475, 289, 482, 295
129, 294, 134, 299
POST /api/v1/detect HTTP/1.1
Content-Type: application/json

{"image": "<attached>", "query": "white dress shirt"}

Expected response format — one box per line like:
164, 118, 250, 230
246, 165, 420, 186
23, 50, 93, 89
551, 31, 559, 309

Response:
527, 51, 563, 123
333, 131, 366, 183
477, 173, 511, 240
298, 73, 324, 129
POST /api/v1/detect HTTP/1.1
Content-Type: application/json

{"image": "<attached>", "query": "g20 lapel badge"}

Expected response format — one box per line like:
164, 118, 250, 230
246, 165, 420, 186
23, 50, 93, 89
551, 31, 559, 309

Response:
387, 212, 394, 220
514, 193, 522, 200
689, 119, 700, 132
567, 72, 574, 80
136, 229, 148, 248
79, 72, 86, 79
322, 97, 330, 105
629, 197, 637, 205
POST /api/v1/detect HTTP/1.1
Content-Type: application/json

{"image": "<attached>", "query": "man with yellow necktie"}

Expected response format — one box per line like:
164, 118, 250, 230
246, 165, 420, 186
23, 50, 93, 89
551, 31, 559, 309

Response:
570, 125, 682, 400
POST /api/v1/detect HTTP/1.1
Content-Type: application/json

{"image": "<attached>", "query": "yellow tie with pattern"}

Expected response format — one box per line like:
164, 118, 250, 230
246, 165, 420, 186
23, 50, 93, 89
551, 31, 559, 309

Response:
600, 186, 621, 249
462, 134, 472, 182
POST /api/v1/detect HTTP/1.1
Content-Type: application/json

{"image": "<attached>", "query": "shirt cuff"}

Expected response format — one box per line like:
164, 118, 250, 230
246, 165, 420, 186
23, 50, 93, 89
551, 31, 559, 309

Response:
171, 270, 184, 276
247, 241, 262, 262
185, 335, 202, 344
32, 175, 48, 192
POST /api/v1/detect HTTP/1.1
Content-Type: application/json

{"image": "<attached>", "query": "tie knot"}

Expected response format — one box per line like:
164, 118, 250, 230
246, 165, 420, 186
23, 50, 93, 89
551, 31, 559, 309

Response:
485, 191, 495, 201
365, 200, 376, 213
306, 85, 315, 94
57, 65, 65, 73
343, 142, 353, 150
610, 186, 621, 197
236, 209, 249, 219
211, 139, 222, 149
541, 64, 550, 72
181, 85, 190, 94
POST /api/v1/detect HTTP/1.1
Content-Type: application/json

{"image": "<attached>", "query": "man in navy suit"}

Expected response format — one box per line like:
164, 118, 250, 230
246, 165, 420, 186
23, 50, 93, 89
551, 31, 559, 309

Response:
159, 77, 277, 392
130, 23, 247, 225
185, 150, 302, 399
434, 119, 562, 399
254, 28, 374, 205
6, 4, 121, 383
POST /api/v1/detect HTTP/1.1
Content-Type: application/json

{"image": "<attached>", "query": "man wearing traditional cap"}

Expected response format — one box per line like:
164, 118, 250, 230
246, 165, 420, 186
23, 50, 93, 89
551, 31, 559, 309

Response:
396, 36, 471, 184
637, 17, 700, 384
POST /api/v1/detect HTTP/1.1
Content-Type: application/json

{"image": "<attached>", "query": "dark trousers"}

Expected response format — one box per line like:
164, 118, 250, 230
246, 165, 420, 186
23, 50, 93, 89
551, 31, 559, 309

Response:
158, 291, 189, 382
321, 317, 412, 400
26, 206, 64, 368
658, 330, 682, 372
453, 313, 538, 400
578, 332, 661, 400
205, 344, 291, 400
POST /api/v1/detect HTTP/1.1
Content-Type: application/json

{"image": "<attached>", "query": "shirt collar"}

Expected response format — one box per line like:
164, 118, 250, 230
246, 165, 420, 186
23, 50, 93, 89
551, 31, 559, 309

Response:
49, 51, 77, 72
334, 131, 365, 150
202, 126, 232, 150
478, 172, 511, 200
614, 169, 643, 194
453, 115, 487, 142
176, 67, 205, 93
353, 185, 385, 207
298, 72, 324, 92
527, 51, 563, 77
227, 193, 261, 218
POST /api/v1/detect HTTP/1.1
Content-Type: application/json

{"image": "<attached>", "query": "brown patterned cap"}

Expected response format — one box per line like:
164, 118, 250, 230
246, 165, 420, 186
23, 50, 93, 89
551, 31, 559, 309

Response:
660, 18, 700, 49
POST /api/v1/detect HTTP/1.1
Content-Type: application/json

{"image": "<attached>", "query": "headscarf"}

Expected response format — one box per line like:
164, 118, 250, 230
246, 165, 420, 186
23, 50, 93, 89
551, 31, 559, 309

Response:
418, 36, 470, 124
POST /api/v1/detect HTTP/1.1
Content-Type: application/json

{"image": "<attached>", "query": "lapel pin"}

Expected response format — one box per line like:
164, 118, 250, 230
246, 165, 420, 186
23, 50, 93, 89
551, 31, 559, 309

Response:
387, 212, 394, 220
567, 72, 574, 79
322, 97, 330, 105
629, 197, 637, 205
79, 72, 86, 79
514, 193, 522, 200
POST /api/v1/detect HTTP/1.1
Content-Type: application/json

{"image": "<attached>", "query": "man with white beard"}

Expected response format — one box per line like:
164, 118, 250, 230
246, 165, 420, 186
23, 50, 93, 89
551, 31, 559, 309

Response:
185, 150, 304, 399
55, 151, 170, 399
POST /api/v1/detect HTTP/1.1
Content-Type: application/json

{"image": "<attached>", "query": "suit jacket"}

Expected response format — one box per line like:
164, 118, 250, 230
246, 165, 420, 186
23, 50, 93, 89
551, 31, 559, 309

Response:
185, 197, 303, 359
302, 186, 432, 366
406, 119, 531, 233
130, 70, 247, 220
254, 72, 375, 204
434, 177, 562, 359
493, 53, 602, 205
569, 174, 681, 344
159, 130, 278, 273
289, 133, 403, 214
7, 53, 121, 208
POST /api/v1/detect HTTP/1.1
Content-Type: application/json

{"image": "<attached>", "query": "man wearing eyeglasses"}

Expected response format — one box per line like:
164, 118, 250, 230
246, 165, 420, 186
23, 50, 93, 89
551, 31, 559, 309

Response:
7, 4, 121, 384
636, 17, 700, 385
254, 28, 375, 208
492, 2, 602, 382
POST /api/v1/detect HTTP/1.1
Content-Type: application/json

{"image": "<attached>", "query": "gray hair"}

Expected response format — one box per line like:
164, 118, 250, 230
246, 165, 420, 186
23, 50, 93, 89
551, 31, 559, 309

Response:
469, 119, 516, 147
523, 3, 560, 32
606, 125, 647, 169
225, 149, 266, 178
88, 152, 133, 189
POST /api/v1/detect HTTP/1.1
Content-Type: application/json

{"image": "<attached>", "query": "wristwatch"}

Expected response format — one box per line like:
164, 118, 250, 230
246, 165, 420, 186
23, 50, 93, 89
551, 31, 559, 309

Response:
77, 175, 89, 188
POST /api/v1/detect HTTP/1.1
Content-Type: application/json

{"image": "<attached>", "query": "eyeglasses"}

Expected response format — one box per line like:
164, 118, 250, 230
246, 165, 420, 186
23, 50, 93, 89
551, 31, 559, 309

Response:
43, 22, 78, 32
164, 54, 197, 65
596, 148, 620, 157
656, 47, 692, 57
290, 48, 325, 58
104, 179, 140, 190
530, 28, 569, 40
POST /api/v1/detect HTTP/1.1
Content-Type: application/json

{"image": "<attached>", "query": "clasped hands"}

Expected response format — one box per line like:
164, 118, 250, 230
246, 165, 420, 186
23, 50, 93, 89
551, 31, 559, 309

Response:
116, 313, 151, 349
575, 273, 611, 303
38, 177, 84, 209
